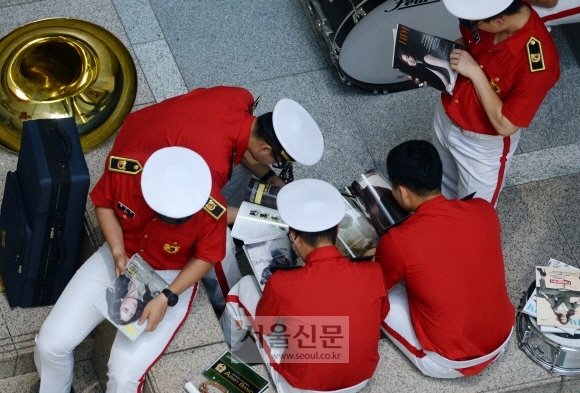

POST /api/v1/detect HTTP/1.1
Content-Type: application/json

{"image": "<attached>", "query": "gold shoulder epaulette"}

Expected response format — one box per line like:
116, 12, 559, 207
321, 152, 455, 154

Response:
203, 196, 226, 220
108, 156, 143, 175
527, 37, 545, 73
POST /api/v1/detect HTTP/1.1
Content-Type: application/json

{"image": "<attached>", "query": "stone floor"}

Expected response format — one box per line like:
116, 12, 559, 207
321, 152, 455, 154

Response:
0, 0, 579, 392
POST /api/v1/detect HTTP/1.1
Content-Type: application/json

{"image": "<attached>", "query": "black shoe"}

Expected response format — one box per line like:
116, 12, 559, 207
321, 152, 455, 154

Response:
537, 268, 546, 277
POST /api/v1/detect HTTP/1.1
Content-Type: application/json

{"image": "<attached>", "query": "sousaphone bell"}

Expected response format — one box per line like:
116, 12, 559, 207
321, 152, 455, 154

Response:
0, 18, 137, 153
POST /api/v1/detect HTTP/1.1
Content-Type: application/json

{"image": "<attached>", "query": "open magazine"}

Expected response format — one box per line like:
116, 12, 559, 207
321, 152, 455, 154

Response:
392, 24, 463, 94
243, 235, 300, 291
93, 254, 168, 341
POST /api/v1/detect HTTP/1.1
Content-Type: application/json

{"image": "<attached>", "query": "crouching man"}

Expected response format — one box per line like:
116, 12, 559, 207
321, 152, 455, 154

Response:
374, 140, 515, 378
220, 179, 389, 392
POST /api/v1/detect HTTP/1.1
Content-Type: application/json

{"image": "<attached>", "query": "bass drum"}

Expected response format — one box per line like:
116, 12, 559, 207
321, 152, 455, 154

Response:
308, 0, 459, 93
516, 281, 580, 375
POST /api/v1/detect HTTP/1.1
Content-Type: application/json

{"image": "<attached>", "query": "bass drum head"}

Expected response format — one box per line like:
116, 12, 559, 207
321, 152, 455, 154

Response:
338, 1, 459, 92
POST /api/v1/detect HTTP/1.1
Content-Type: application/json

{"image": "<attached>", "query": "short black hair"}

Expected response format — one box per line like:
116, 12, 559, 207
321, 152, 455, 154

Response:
386, 140, 442, 196
484, 0, 524, 22
291, 225, 339, 248
253, 112, 292, 163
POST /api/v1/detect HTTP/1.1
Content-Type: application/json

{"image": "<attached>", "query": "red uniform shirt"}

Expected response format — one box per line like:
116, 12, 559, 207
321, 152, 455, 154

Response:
90, 150, 227, 270
110, 86, 256, 190
256, 246, 389, 390
442, 3, 560, 135
375, 196, 514, 375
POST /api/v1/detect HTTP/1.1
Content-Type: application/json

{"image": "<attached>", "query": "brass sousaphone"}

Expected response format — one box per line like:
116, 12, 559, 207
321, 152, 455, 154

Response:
0, 18, 137, 153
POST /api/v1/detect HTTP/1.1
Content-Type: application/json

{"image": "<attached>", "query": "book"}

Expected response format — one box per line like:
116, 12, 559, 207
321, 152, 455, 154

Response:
93, 254, 168, 341
243, 235, 300, 291
203, 351, 269, 393
535, 265, 580, 329
392, 24, 463, 94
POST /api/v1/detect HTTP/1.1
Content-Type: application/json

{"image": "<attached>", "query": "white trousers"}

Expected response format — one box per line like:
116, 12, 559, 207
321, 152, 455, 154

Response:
200, 227, 242, 313
220, 276, 369, 393
382, 284, 510, 379
34, 243, 198, 393
432, 99, 520, 207
381, 284, 464, 378
533, 0, 580, 26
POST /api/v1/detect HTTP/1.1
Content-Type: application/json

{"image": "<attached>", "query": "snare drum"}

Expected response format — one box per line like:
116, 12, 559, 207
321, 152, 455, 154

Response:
516, 282, 580, 375
307, 0, 459, 93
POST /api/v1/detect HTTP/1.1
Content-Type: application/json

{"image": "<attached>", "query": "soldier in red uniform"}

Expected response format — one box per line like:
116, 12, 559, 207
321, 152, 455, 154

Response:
220, 179, 389, 392
35, 147, 228, 392
372, 140, 514, 378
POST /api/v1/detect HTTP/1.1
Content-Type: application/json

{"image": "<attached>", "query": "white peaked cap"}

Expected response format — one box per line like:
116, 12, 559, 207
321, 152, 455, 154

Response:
272, 98, 324, 166
277, 179, 345, 232
141, 147, 211, 219
443, 0, 514, 20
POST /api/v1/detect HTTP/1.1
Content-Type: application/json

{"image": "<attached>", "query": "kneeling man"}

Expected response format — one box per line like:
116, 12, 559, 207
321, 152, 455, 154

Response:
221, 179, 388, 392
375, 140, 514, 378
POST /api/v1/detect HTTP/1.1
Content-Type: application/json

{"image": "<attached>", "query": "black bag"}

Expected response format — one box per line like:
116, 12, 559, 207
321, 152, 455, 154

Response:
0, 118, 90, 307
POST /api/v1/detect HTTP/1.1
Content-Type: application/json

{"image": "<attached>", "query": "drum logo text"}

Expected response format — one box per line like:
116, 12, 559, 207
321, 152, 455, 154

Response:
384, 0, 441, 13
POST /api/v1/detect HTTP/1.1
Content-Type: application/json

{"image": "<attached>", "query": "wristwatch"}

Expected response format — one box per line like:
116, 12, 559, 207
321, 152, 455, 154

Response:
162, 288, 179, 307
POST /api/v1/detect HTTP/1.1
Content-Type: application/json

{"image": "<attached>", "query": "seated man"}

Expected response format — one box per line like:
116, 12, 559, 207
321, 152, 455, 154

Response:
35, 147, 232, 392
374, 140, 514, 378
220, 179, 389, 392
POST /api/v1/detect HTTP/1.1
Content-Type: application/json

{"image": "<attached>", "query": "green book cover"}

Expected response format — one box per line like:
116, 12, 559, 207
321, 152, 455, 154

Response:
204, 351, 269, 393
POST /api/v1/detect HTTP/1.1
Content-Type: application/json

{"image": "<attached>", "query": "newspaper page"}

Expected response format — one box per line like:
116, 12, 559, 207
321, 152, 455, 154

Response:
243, 235, 297, 291
337, 195, 380, 258
535, 266, 580, 328
231, 201, 289, 243
392, 24, 463, 94
93, 254, 168, 341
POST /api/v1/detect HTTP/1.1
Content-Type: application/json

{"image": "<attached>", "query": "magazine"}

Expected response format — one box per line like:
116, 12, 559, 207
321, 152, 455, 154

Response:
535, 265, 580, 329
392, 24, 463, 94
350, 169, 411, 236
243, 235, 300, 291
337, 190, 381, 258
522, 258, 580, 318
201, 351, 269, 393
244, 178, 280, 210
93, 254, 168, 341
231, 201, 288, 243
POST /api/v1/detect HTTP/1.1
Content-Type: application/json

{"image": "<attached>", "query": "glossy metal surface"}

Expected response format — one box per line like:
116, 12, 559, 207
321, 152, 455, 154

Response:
0, 18, 137, 153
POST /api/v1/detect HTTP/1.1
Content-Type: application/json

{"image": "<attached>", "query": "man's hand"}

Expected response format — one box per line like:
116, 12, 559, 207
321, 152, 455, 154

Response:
408, 75, 428, 87
139, 294, 169, 332
449, 49, 482, 81
114, 252, 129, 276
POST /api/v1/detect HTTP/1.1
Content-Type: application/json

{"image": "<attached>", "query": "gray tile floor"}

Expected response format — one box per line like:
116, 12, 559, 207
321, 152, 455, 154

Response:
0, 0, 579, 392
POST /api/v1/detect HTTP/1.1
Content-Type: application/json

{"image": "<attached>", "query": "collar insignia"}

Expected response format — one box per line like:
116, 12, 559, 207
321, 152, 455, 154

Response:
108, 156, 143, 175
527, 37, 545, 73
204, 196, 226, 220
